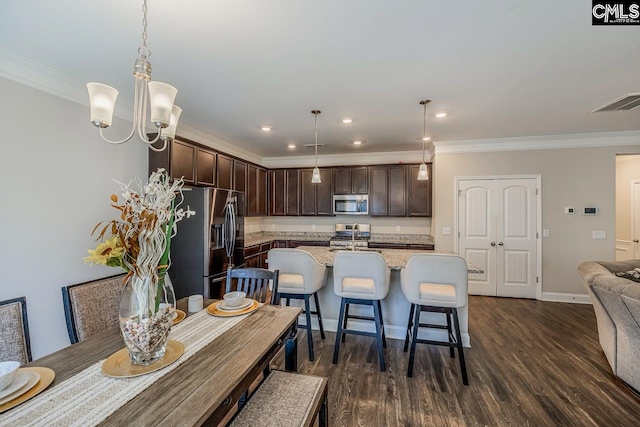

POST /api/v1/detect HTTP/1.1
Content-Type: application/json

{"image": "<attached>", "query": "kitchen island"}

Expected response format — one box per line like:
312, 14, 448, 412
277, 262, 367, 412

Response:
267, 246, 480, 348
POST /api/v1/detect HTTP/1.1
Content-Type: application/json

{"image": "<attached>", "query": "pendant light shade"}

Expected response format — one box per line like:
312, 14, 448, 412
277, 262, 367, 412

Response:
418, 100, 431, 181
311, 110, 321, 184
311, 167, 321, 183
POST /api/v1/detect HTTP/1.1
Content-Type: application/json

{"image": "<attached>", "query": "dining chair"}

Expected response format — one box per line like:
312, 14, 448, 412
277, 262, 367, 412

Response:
332, 251, 391, 371
61, 274, 127, 344
225, 267, 279, 304
401, 254, 469, 384
267, 248, 327, 361
0, 297, 32, 364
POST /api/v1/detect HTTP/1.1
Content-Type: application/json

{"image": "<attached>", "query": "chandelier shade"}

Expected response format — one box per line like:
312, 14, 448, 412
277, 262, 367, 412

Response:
87, 83, 119, 128
86, 0, 180, 152
161, 106, 183, 142
148, 82, 178, 128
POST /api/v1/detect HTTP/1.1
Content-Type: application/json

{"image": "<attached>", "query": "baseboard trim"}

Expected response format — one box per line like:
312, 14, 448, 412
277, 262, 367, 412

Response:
540, 292, 592, 304
298, 316, 471, 348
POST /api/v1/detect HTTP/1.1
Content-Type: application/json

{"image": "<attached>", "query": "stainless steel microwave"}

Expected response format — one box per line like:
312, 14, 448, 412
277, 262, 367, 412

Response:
333, 195, 369, 215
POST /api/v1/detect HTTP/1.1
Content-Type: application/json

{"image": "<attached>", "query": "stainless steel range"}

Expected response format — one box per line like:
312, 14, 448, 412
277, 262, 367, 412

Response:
330, 223, 371, 249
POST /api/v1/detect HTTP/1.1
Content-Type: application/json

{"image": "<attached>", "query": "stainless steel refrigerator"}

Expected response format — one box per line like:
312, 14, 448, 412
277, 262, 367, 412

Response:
169, 187, 245, 299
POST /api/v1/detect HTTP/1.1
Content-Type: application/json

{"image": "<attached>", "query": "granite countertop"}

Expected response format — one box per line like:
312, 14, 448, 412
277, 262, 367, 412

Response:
293, 245, 484, 274
244, 231, 434, 248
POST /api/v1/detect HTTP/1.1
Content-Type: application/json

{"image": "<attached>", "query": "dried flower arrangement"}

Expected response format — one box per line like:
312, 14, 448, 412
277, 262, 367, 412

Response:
84, 169, 194, 360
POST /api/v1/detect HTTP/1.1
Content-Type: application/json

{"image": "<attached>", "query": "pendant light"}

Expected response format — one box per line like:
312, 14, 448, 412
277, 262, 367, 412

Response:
418, 100, 431, 181
86, 0, 180, 152
311, 110, 322, 183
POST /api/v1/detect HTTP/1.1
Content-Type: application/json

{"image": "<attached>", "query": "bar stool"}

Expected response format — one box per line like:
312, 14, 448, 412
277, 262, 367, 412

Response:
332, 251, 390, 371
267, 248, 327, 361
401, 254, 469, 385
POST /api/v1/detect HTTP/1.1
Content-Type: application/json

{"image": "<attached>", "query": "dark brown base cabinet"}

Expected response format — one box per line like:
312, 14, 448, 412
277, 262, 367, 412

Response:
369, 243, 434, 250
243, 243, 273, 268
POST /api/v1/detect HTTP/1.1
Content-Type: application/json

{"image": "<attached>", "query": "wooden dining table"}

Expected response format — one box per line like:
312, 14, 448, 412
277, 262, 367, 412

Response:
24, 298, 302, 426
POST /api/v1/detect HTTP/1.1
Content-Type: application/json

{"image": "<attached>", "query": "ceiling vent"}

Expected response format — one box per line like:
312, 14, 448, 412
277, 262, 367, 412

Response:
304, 143, 325, 148
592, 93, 640, 113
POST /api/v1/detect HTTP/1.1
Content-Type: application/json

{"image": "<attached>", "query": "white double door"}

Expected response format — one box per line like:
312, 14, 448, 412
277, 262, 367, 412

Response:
458, 178, 538, 299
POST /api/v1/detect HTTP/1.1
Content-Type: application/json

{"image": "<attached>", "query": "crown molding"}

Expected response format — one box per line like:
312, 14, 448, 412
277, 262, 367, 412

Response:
0, 47, 263, 164
433, 131, 640, 154
262, 147, 434, 169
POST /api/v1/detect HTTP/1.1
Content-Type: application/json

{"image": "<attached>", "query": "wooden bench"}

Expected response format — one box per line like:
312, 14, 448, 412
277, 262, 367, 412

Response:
229, 370, 328, 427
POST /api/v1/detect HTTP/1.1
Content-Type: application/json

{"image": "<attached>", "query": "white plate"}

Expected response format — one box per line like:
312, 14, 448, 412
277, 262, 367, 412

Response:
218, 299, 253, 311
0, 371, 41, 405
0, 371, 30, 401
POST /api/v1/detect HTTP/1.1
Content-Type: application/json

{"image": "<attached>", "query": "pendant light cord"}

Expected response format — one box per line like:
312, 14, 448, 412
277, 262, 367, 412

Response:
315, 112, 319, 168
422, 102, 427, 163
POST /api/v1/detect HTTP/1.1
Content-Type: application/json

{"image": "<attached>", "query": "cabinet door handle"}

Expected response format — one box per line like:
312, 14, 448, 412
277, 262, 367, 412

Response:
498, 242, 504, 246
490, 242, 496, 247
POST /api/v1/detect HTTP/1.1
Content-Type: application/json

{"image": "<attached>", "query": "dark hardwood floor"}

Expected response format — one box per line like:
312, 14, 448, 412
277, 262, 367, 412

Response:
272, 296, 640, 426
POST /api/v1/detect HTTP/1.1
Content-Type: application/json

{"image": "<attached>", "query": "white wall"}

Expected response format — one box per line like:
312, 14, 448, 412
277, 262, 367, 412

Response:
0, 78, 148, 358
434, 145, 640, 296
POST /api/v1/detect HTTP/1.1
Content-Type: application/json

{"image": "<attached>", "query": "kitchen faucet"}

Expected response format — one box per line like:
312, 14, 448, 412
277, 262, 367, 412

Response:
351, 223, 359, 251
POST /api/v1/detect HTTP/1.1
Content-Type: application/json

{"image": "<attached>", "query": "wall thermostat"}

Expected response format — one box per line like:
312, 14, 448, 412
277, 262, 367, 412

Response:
565, 207, 575, 215
583, 207, 598, 215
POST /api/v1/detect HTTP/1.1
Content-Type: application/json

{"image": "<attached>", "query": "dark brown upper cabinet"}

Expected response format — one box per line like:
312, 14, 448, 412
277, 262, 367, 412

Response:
257, 167, 268, 216
369, 165, 407, 217
247, 165, 258, 216
217, 154, 233, 190
407, 164, 432, 217
270, 170, 286, 216
333, 167, 368, 195
195, 148, 216, 186
170, 140, 196, 184
285, 169, 300, 216
233, 160, 247, 193
369, 166, 388, 216
300, 168, 333, 216
247, 165, 268, 216
388, 166, 407, 216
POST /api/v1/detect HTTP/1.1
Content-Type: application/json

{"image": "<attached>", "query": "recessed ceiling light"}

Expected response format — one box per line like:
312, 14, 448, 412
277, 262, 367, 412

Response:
261, 126, 273, 131
421, 136, 431, 141
288, 144, 296, 149
435, 112, 447, 118
342, 118, 353, 124
353, 140, 363, 145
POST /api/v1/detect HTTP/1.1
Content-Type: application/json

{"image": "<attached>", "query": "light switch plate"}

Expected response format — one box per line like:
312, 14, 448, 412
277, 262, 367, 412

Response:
593, 230, 606, 239
543, 229, 550, 237
311, 224, 316, 230
565, 207, 575, 215
442, 227, 451, 235
396, 226, 401, 232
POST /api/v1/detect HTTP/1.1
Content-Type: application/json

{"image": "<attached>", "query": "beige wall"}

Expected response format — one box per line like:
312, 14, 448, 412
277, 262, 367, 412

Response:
0, 78, 148, 358
615, 156, 640, 241
434, 145, 640, 295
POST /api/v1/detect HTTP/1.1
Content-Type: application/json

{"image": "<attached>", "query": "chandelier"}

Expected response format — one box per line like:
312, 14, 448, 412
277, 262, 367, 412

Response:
418, 100, 431, 181
86, 0, 181, 152
311, 110, 322, 183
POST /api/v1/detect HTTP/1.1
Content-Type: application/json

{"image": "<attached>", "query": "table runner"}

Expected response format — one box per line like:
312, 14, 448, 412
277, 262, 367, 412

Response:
0, 309, 251, 426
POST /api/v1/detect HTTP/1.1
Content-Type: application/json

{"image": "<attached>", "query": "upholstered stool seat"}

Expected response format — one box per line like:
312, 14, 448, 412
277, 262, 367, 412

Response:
401, 254, 469, 384
230, 370, 328, 427
332, 251, 391, 371
268, 249, 328, 361
0, 297, 31, 364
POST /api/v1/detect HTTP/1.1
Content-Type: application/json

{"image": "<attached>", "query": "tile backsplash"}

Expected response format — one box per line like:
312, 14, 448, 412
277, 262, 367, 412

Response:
244, 216, 431, 235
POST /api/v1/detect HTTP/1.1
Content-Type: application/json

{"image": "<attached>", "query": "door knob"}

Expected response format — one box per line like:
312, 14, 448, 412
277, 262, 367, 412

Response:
634, 239, 639, 243
498, 242, 504, 246
491, 242, 496, 246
